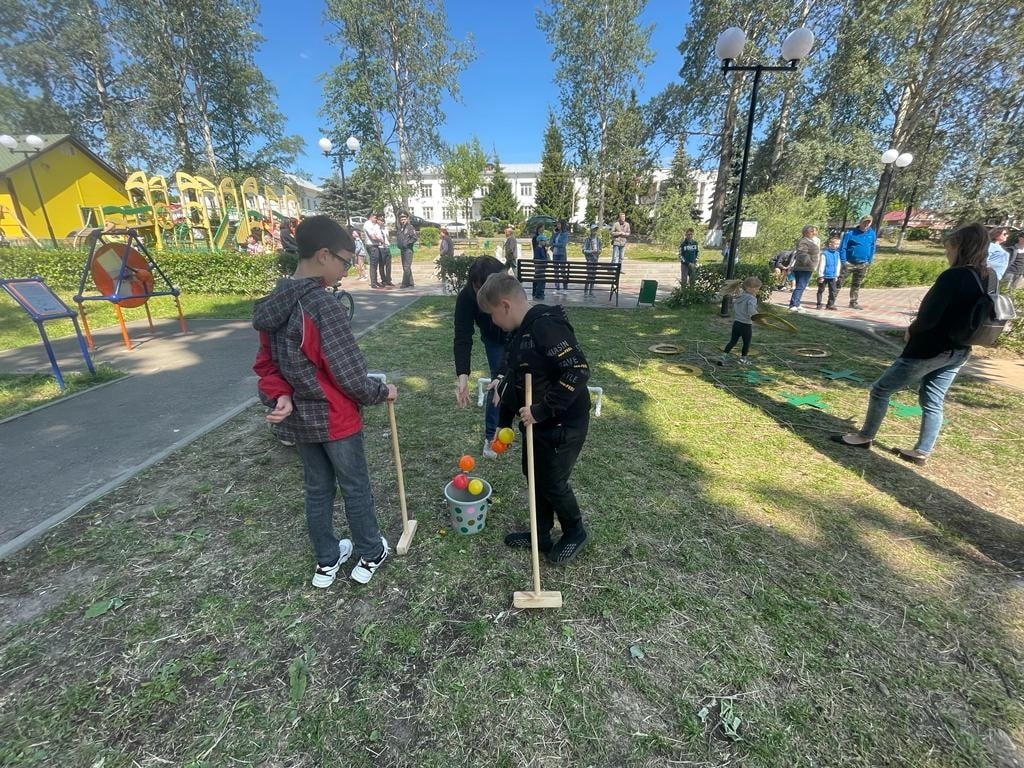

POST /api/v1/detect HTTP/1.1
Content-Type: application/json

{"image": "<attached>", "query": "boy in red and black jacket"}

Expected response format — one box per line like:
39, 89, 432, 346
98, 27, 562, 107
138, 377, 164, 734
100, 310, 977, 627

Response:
476, 272, 590, 564
252, 216, 396, 588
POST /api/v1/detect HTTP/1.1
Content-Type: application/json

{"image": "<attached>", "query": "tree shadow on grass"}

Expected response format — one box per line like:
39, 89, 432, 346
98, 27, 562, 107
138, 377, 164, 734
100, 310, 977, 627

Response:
715, 378, 1024, 573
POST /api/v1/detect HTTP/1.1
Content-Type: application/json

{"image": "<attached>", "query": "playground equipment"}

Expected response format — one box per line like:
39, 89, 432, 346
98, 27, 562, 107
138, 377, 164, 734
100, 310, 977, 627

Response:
74, 227, 186, 350
174, 171, 219, 249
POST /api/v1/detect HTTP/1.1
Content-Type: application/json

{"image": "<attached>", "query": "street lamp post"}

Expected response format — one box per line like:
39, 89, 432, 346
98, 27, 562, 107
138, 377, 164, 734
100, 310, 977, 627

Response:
0, 134, 58, 247
319, 135, 361, 225
872, 148, 913, 234
714, 27, 815, 316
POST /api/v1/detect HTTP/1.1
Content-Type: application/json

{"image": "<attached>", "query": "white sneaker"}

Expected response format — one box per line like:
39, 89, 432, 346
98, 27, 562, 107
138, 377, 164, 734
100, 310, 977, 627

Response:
311, 538, 354, 588
483, 439, 498, 459
351, 537, 390, 584
789, 306, 802, 313
739, 356, 751, 365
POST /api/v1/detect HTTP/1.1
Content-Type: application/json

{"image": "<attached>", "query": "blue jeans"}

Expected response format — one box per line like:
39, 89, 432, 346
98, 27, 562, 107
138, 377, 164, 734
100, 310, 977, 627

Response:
611, 244, 625, 264
789, 270, 812, 307
859, 348, 970, 455
483, 335, 504, 441
297, 432, 384, 565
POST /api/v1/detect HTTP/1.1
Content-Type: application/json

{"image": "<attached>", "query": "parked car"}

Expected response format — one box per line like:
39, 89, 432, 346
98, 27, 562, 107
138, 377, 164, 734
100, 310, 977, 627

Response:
442, 221, 468, 237
408, 214, 440, 230
348, 215, 368, 230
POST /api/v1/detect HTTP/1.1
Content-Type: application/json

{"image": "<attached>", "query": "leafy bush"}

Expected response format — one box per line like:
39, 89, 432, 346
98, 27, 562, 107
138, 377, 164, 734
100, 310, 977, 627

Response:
997, 287, 1024, 354
419, 227, 440, 248
0, 245, 279, 294
652, 188, 702, 249
861, 257, 946, 288
435, 252, 477, 293
472, 220, 496, 238
742, 185, 830, 263
906, 227, 932, 241
662, 262, 775, 307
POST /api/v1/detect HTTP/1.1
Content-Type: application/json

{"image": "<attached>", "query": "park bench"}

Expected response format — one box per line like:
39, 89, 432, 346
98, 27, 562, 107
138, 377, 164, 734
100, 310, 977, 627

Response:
516, 259, 622, 305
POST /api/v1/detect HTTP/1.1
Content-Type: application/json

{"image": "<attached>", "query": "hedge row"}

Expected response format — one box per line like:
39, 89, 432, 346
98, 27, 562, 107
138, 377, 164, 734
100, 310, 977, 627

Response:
0, 247, 281, 295
861, 257, 947, 288
662, 262, 776, 307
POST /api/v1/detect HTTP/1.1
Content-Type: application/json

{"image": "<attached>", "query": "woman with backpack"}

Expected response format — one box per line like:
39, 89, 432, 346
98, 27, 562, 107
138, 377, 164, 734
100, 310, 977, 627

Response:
831, 223, 992, 465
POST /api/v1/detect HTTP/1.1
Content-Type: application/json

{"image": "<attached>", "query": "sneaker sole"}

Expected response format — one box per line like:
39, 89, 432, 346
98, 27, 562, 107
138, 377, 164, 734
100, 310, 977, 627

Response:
547, 535, 588, 566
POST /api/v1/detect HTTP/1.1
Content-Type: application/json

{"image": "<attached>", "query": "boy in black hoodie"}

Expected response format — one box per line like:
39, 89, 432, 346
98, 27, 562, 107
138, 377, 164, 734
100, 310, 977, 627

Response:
476, 273, 590, 564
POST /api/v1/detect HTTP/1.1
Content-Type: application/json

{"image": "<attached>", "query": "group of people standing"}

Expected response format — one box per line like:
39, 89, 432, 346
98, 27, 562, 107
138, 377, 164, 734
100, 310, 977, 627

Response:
351, 211, 418, 289
774, 215, 878, 312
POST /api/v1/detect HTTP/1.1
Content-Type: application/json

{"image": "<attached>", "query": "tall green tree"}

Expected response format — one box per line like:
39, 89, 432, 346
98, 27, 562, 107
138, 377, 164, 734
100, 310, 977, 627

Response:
321, 0, 475, 212
439, 138, 486, 221
537, 0, 653, 224
534, 113, 574, 221
480, 158, 520, 223
0, 0, 146, 171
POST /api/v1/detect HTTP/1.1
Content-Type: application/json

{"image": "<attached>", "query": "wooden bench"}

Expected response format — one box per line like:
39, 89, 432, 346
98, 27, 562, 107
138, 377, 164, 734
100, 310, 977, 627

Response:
516, 259, 622, 305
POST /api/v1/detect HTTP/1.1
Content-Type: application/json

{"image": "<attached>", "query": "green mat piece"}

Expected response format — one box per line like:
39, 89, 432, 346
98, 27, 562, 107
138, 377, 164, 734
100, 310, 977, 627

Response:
780, 392, 830, 410
819, 368, 866, 383
890, 402, 923, 418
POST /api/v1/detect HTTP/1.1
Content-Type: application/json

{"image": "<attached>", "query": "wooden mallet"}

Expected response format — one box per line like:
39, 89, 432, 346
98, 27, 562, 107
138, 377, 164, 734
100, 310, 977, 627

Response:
387, 400, 418, 555
513, 373, 563, 609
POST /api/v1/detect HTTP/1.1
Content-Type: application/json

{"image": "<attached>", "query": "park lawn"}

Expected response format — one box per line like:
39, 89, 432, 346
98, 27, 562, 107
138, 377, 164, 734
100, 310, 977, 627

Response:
0, 364, 125, 420
0, 292, 256, 351
1, 299, 1022, 768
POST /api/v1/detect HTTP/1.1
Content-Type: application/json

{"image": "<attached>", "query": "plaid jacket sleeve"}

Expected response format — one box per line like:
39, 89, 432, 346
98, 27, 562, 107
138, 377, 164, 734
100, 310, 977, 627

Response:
253, 330, 293, 406
314, 297, 388, 406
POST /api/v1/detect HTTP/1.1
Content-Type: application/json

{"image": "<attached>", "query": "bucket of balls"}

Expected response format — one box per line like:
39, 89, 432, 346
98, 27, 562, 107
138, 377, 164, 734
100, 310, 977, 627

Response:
444, 454, 493, 535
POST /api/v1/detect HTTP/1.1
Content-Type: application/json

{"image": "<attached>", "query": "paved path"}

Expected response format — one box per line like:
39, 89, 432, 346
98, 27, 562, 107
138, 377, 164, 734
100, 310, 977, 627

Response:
768, 285, 1024, 393
0, 287, 423, 556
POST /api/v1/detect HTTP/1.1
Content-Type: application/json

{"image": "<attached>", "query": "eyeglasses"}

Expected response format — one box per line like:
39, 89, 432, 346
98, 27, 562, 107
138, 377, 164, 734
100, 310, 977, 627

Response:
328, 249, 351, 270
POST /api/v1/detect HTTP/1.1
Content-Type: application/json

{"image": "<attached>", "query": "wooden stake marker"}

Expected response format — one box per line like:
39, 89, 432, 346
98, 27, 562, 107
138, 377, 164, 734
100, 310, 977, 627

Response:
513, 373, 563, 610
387, 400, 418, 555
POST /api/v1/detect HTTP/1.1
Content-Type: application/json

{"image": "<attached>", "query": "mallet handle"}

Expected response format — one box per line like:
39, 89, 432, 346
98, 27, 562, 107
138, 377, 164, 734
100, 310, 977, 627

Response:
387, 400, 410, 530
525, 374, 542, 594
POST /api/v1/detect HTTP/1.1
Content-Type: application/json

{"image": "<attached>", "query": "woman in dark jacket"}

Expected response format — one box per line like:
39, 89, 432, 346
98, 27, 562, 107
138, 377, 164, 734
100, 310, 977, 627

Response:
453, 256, 509, 458
832, 223, 990, 465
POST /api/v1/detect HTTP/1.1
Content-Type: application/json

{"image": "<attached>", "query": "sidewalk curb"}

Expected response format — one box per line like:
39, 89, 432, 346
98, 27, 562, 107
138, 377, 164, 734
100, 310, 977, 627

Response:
0, 299, 417, 561
0, 373, 135, 427
0, 396, 258, 560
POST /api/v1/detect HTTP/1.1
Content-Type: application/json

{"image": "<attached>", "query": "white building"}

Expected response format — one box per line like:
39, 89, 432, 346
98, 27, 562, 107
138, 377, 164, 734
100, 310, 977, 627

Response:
404, 163, 715, 226
283, 173, 323, 215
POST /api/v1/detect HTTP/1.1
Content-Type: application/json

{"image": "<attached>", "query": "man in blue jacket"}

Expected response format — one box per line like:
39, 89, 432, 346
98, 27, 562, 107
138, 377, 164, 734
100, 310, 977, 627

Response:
837, 215, 877, 310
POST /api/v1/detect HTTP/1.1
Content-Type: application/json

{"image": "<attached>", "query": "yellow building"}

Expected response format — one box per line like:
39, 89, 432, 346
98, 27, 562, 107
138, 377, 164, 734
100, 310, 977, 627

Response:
0, 134, 128, 245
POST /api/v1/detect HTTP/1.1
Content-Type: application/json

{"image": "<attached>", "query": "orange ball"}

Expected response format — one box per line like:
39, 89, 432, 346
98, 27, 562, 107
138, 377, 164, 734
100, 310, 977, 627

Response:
458, 454, 475, 472
490, 438, 508, 454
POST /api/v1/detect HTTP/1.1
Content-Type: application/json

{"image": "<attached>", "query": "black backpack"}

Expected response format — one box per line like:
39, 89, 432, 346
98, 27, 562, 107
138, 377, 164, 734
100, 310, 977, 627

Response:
959, 268, 1017, 347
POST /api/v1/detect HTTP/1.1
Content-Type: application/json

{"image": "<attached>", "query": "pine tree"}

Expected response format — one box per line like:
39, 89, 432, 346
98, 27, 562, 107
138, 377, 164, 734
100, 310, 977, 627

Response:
534, 113, 574, 222
480, 158, 520, 223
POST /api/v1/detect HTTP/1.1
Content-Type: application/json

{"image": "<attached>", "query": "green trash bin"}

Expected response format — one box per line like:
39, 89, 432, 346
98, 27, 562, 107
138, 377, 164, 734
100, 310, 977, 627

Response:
638, 279, 658, 307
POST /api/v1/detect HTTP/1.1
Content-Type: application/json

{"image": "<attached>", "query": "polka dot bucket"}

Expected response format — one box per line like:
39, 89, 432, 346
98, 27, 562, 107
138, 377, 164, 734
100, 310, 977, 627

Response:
443, 478, 492, 535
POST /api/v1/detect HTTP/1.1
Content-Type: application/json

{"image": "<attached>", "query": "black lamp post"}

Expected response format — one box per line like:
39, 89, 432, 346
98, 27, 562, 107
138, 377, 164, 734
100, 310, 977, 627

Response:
714, 27, 815, 316
0, 133, 58, 247
319, 135, 361, 224
872, 148, 914, 234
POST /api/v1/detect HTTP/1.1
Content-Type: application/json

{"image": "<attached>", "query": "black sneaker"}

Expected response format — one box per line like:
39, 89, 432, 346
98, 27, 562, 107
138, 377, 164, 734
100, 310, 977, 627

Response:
546, 528, 588, 565
504, 530, 552, 552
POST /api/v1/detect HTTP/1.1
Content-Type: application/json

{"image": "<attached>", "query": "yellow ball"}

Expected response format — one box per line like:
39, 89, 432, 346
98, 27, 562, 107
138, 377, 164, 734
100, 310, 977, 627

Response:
498, 427, 515, 444
467, 478, 484, 495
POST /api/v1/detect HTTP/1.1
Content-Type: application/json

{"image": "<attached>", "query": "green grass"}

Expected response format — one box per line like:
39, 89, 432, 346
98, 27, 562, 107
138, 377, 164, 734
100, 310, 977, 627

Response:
0, 292, 256, 351
0, 363, 125, 419
0, 298, 1021, 767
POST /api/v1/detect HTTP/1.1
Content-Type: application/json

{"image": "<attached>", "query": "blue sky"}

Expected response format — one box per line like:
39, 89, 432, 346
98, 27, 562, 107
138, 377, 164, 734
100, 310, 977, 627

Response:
256, 0, 692, 183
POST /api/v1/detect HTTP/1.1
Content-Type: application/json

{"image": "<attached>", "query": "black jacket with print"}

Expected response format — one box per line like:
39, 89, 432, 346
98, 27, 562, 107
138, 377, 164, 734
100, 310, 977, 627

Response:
496, 304, 590, 429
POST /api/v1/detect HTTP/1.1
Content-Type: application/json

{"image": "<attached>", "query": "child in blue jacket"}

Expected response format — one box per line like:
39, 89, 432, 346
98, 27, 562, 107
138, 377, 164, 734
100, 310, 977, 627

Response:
816, 236, 845, 310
